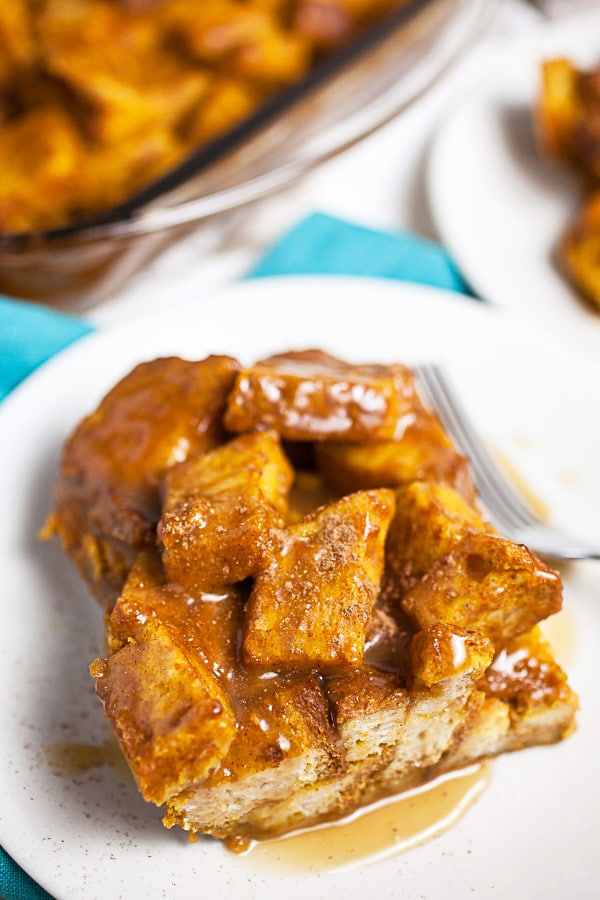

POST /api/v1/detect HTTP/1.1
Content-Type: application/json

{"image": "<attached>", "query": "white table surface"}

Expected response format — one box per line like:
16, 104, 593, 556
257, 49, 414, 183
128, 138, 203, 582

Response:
87, 0, 583, 325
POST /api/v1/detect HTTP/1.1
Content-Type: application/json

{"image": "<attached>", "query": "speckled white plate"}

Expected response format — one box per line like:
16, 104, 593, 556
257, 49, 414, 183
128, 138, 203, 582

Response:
428, 9, 600, 358
1, 277, 599, 900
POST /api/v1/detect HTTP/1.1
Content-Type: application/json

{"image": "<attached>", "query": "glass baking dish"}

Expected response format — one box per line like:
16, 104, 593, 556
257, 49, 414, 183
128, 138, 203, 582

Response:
0, 0, 492, 309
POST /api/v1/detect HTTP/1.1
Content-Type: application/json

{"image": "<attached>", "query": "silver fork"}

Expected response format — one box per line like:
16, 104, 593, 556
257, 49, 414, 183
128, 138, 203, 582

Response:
414, 363, 600, 562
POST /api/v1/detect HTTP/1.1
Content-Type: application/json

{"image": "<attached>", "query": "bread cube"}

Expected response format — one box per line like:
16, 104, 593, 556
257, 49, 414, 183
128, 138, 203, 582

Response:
385, 480, 487, 590
327, 668, 409, 764
39, 1, 209, 146
386, 481, 563, 646
91, 621, 236, 806
53, 355, 239, 606
537, 58, 600, 181
317, 407, 476, 502
224, 349, 420, 442
243, 488, 396, 670
0, 106, 88, 233
164, 673, 341, 839
466, 626, 579, 753
402, 533, 563, 646
158, 430, 293, 594
537, 58, 581, 166
409, 623, 494, 688
183, 76, 261, 145
107, 552, 244, 687
559, 190, 600, 310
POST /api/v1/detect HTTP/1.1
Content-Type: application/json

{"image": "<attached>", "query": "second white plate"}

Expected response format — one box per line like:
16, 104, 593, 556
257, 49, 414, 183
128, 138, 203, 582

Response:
428, 9, 600, 357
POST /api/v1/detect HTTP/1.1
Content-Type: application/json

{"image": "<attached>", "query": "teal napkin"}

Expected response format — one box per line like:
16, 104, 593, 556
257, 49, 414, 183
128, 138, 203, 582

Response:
0, 211, 472, 900
248, 212, 470, 291
0, 298, 92, 403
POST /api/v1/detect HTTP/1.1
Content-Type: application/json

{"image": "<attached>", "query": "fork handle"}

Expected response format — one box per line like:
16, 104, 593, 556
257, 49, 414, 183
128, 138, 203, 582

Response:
510, 525, 600, 562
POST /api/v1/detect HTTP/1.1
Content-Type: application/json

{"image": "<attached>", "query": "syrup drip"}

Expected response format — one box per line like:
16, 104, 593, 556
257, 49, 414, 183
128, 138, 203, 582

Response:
238, 763, 491, 874
493, 448, 550, 523
43, 737, 129, 778
540, 609, 577, 668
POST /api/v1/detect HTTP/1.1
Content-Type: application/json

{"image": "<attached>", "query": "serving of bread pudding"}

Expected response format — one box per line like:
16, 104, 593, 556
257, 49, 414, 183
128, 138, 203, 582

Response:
537, 57, 600, 309
47, 349, 577, 846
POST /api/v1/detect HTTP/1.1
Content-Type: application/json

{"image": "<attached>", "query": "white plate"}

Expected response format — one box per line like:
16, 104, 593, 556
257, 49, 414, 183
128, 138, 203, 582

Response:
1, 277, 599, 900
428, 9, 600, 357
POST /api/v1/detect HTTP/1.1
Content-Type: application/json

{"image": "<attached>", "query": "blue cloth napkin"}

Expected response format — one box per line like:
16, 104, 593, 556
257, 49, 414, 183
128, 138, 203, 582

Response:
0, 211, 472, 900
248, 212, 470, 291
0, 298, 93, 403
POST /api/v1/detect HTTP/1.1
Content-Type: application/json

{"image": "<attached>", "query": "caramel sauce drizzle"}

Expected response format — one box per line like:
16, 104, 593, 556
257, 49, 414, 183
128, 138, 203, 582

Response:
236, 763, 491, 873
43, 737, 129, 778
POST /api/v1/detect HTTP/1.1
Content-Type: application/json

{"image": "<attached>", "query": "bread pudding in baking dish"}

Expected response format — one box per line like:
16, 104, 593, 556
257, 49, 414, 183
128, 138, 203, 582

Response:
46, 349, 577, 845
0, 0, 413, 234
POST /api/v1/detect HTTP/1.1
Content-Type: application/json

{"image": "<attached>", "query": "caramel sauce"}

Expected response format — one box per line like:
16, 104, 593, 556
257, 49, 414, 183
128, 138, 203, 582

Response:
239, 763, 491, 874
492, 448, 550, 523
43, 737, 130, 778
287, 471, 338, 521
540, 609, 577, 668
